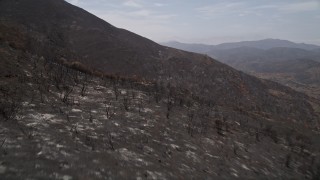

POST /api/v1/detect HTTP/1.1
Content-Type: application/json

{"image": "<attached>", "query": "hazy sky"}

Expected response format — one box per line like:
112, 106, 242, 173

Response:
65, 0, 320, 45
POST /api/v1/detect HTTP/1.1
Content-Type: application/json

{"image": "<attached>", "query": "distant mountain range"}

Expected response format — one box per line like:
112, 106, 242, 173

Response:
163, 40, 320, 88
163, 39, 320, 52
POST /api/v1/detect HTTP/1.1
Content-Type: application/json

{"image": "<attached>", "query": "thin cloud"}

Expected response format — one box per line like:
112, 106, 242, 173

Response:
279, 1, 319, 13
93, 9, 175, 41
196, 2, 267, 18
154, 3, 166, 7
100, 9, 176, 21
132, 10, 151, 17
196, 2, 245, 17
123, 0, 142, 8
197, 1, 320, 18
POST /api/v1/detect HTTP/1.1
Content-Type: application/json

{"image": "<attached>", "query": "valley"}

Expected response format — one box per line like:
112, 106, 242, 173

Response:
164, 40, 320, 100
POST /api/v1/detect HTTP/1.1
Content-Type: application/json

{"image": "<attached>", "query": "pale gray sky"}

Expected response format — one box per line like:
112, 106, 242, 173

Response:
66, 0, 320, 45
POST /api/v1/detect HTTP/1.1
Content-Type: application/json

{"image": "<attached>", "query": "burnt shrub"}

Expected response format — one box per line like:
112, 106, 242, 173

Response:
0, 88, 22, 121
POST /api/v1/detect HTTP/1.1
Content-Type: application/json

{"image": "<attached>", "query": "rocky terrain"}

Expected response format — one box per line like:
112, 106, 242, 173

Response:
1, 0, 320, 179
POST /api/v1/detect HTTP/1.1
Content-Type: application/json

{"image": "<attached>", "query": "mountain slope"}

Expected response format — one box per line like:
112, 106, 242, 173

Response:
1, 0, 318, 121
1, 26, 320, 178
1, 0, 320, 179
0, 0, 164, 75
2, 40, 320, 179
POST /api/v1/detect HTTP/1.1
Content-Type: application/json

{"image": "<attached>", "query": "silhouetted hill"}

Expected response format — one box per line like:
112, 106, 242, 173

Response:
1, 0, 320, 179
206, 47, 320, 69
163, 39, 320, 52
214, 39, 320, 51
163, 41, 320, 64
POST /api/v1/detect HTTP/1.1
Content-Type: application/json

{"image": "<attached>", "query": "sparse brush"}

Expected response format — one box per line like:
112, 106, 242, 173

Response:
0, 138, 6, 148
122, 94, 130, 111
106, 131, 115, 151
0, 97, 22, 121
